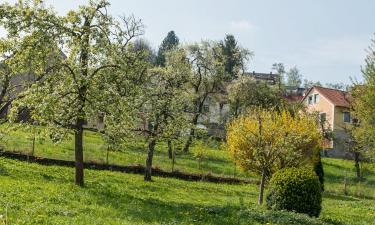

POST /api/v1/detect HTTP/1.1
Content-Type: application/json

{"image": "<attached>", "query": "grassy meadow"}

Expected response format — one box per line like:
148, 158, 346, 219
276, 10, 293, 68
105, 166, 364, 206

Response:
0, 126, 374, 224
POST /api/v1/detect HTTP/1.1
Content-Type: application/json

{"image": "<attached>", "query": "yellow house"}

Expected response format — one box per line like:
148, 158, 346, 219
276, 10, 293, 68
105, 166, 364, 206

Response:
302, 86, 352, 158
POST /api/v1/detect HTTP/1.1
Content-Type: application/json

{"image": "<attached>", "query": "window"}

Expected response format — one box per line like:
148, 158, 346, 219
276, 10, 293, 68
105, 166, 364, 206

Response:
203, 104, 209, 113
308, 96, 313, 105
314, 94, 320, 103
320, 113, 326, 123
343, 112, 351, 123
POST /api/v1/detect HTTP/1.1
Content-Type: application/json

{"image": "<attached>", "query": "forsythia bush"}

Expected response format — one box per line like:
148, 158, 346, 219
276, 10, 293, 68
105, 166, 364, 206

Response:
266, 167, 322, 217
227, 108, 322, 204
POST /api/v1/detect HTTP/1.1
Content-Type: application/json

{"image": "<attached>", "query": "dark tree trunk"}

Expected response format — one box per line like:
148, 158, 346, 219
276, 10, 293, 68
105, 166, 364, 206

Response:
354, 152, 361, 179
258, 168, 266, 205
168, 140, 173, 159
75, 118, 85, 187
31, 134, 36, 156
144, 139, 156, 181
106, 145, 110, 165
183, 114, 199, 153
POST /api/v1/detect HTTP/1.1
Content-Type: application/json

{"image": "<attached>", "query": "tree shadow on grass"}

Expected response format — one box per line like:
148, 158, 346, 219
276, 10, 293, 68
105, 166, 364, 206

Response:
0, 165, 9, 176
86, 181, 324, 225
323, 192, 360, 202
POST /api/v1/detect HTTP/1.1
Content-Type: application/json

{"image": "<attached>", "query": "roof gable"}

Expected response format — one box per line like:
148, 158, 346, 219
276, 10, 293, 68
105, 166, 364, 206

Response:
302, 86, 351, 107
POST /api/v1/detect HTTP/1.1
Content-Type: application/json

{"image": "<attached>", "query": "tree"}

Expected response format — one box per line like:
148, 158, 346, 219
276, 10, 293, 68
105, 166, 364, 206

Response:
227, 76, 282, 118
227, 109, 322, 204
286, 66, 302, 87
303, 79, 322, 89
156, 31, 179, 67
353, 38, 375, 163
138, 49, 191, 181
325, 82, 348, 91
1, 0, 147, 186
220, 34, 251, 80
182, 41, 227, 152
272, 62, 285, 90
133, 38, 157, 65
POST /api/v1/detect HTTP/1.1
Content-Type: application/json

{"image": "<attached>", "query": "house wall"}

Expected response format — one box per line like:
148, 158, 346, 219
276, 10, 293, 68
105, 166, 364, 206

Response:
330, 106, 352, 158
303, 88, 334, 148
303, 88, 352, 158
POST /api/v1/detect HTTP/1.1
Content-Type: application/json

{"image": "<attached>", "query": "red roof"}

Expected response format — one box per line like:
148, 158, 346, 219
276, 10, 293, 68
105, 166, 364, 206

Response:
303, 86, 351, 107
283, 94, 304, 103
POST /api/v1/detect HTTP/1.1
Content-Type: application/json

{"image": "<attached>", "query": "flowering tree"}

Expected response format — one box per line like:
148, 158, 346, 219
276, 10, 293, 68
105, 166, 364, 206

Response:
138, 49, 191, 181
226, 108, 321, 204
0, 0, 147, 186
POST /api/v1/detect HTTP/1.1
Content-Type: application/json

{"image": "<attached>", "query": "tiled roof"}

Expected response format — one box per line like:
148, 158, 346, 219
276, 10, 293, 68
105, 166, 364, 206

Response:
304, 86, 351, 107
283, 94, 304, 103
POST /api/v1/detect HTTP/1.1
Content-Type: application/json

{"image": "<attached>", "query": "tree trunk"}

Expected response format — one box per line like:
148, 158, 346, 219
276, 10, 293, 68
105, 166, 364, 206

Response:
354, 152, 361, 179
144, 139, 156, 181
183, 114, 199, 153
106, 145, 110, 165
31, 134, 36, 156
258, 169, 266, 205
172, 150, 176, 172
75, 118, 84, 187
168, 140, 173, 159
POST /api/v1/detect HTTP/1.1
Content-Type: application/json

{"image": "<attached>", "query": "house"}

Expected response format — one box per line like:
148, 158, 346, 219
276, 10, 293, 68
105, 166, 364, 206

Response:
302, 86, 353, 158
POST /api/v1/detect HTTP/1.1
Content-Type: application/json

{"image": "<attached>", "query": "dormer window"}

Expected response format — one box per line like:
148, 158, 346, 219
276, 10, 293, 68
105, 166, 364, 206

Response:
314, 94, 320, 103
308, 96, 313, 105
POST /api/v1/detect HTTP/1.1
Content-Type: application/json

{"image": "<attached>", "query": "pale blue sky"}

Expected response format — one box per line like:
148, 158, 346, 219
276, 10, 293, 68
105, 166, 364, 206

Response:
3, 0, 375, 84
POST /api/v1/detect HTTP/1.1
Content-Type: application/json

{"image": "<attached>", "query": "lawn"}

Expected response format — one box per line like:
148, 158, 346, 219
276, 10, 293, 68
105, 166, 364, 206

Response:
2, 157, 373, 225
0, 126, 250, 178
0, 126, 374, 224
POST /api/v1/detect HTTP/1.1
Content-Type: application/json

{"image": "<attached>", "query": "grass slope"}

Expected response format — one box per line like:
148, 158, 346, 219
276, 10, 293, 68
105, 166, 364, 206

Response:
0, 127, 249, 178
0, 126, 374, 224
0, 157, 374, 224
0, 157, 323, 225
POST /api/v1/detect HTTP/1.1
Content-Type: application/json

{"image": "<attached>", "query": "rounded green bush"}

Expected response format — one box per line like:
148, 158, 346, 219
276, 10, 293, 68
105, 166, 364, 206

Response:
266, 167, 322, 217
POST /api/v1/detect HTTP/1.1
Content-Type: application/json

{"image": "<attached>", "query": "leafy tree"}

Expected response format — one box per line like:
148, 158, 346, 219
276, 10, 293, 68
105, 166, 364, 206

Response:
1, 0, 147, 186
272, 62, 286, 90
286, 66, 302, 87
303, 79, 322, 89
138, 49, 191, 181
325, 82, 347, 91
220, 34, 251, 80
227, 109, 322, 204
227, 76, 282, 118
156, 31, 179, 67
353, 38, 375, 163
182, 41, 227, 152
133, 38, 157, 65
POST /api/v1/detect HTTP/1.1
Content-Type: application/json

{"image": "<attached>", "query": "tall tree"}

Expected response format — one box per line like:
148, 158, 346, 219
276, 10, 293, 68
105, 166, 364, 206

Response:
227, 76, 282, 118
182, 41, 226, 152
272, 62, 285, 90
353, 38, 375, 163
220, 34, 251, 80
138, 49, 191, 181
156, 30, 179, 67
1, 0, 147, 186
303, 79, 322, 89
286, 66, 302, 87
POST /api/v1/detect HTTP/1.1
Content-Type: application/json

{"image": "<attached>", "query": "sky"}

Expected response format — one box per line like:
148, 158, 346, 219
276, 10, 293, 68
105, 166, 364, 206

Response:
2, 0, 375, 84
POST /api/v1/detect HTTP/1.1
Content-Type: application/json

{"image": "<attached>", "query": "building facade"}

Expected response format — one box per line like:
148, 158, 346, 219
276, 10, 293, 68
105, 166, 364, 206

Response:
302, 86, 353, 158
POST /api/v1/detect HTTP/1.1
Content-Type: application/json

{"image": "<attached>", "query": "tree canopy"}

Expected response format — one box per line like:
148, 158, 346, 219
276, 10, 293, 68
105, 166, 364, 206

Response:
227, 108, 322, 204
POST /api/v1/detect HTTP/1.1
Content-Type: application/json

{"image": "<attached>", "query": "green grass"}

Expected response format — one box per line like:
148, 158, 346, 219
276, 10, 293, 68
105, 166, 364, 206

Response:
0, 126, 250, 178
0, 157, 325, 224
0, 126, 374, 224
0, 157, 373, 224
